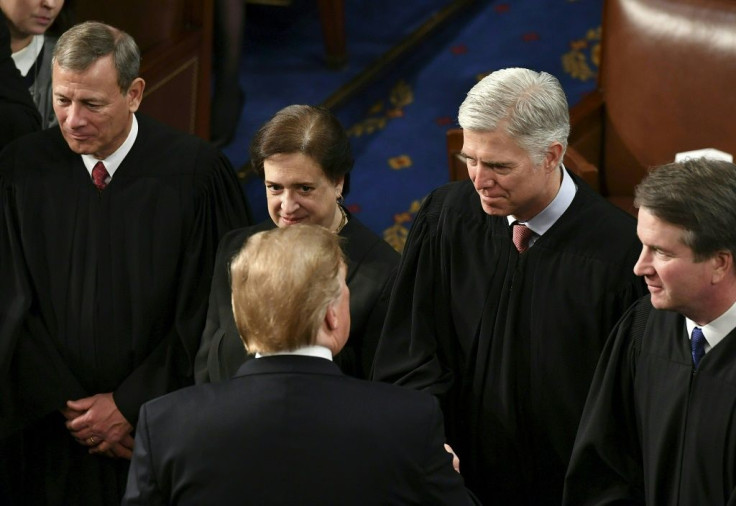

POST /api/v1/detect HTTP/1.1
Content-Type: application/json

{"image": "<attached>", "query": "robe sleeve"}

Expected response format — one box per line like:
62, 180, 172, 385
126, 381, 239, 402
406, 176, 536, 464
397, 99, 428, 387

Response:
0, 11, 41, 151
333, 222, 400, 379
356, 264, 397, 379
0, 155, 87, 436
113, 153, 251, 424
420, 397, 482, 505
563, 299, 648, 505
371, 193, 455, 397
193, 229, 246, 384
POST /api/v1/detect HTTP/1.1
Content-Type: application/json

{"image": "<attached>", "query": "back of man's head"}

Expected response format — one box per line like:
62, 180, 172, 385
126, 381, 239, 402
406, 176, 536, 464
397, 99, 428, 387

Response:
230, 224, 345, 354
635, 157, 736, 261
458, 67, 570, 164
53, 21, 140, 93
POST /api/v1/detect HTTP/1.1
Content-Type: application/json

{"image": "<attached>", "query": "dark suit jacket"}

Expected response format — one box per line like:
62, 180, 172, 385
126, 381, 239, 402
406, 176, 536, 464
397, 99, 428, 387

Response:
124, 355, 478, 505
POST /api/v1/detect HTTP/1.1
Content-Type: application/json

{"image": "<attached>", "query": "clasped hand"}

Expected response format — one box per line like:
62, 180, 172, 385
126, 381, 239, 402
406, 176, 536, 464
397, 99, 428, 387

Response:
61, 392, 134, 460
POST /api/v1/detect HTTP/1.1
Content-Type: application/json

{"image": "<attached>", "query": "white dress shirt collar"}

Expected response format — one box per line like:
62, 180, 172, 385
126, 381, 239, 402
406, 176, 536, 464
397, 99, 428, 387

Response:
256, 345, 333, 361
82, 114, 139, 181
507, 165, 578, 244
685, 299, 736, 353
11, 34, 44, 76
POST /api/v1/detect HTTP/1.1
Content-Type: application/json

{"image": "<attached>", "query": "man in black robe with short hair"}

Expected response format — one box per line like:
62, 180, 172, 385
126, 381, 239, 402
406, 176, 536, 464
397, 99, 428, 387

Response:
0, 21, 250, 506
564, 157, 736, 505
372, 67, 645, 505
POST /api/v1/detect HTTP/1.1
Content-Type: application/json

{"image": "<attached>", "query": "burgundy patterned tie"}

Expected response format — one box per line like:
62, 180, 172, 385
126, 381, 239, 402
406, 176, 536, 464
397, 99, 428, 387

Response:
512, 222, 534, 253
92, 161, 109, 190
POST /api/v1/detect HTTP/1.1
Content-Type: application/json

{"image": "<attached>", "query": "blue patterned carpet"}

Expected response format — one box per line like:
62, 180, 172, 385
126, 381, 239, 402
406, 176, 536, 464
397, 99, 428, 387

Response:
222, 0, 603, 251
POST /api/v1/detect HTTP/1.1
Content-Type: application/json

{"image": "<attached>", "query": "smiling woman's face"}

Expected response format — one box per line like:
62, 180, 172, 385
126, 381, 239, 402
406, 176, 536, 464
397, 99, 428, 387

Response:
263, 152, 344, 231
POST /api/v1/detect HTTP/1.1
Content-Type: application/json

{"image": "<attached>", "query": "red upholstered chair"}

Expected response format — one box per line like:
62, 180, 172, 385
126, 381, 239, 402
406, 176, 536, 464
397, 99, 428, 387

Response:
567, 0, 736, 215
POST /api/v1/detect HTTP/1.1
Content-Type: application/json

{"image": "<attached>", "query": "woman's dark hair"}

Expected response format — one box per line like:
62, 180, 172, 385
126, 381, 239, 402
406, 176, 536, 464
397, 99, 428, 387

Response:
250, 104, 354, 196
47, 0, 76, 37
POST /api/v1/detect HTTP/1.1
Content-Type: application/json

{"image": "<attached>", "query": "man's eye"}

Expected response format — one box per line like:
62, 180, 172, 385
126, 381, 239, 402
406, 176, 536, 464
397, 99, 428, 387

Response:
489, 165, 512, 174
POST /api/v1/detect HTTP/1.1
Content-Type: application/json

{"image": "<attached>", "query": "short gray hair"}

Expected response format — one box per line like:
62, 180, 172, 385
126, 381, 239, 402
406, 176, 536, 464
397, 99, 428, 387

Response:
458, 68, 569, 165
53, 21, 140, 92
634, 157, 736, 261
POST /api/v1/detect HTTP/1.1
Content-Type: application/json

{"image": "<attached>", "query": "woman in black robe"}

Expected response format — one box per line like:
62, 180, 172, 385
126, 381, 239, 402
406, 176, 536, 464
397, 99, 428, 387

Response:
1, 0, 74, 128
0, 9, 39, 149
195, 104, 399, 382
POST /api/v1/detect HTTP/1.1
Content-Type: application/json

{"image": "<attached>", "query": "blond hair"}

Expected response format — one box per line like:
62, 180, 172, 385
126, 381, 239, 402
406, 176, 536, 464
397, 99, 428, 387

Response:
230, 224, 345, 354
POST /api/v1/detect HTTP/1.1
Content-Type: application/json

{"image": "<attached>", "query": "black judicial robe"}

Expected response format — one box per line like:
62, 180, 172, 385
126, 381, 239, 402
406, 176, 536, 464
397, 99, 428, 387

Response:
564, 296, 736, 506
194, 214, 399, 383
372, 174, 646, 505
0, 115, 250, 505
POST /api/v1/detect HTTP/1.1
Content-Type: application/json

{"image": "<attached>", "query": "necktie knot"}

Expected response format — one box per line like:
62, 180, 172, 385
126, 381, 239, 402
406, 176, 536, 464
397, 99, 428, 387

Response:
691, 327, 706, 369
92, 161, 109, 191
512, 223, 534, 253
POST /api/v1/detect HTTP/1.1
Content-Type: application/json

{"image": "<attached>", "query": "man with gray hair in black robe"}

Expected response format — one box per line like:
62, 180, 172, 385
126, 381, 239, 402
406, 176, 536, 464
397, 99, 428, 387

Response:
372, 67, 646, 505
0, 21, 250, 505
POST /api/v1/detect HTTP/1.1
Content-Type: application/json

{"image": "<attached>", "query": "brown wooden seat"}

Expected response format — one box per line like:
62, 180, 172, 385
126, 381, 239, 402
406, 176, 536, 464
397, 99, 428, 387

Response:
568, 0, 736, 215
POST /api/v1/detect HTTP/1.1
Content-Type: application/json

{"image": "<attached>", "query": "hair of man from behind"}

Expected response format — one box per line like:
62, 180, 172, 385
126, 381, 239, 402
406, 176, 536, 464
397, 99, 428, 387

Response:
52, 20, 141, 92
634, 157, 736, 262
230, 224, 346, 355
458, 67, 570, 165
249, 104, 354, 196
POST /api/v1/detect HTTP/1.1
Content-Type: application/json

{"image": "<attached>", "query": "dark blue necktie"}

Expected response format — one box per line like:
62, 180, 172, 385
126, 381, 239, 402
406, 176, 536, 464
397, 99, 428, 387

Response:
691, 327, 706, 369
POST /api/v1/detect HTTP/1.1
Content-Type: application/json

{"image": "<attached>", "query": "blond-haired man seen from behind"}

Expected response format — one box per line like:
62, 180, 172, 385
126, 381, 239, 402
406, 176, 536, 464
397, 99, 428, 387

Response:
124, 224, 478, 506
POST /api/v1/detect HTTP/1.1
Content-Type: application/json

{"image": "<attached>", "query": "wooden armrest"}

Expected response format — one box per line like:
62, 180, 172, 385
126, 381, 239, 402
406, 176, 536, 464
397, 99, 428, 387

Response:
568, 90, 605, 177
569, 90, 604, 129
564, 145, 600, 193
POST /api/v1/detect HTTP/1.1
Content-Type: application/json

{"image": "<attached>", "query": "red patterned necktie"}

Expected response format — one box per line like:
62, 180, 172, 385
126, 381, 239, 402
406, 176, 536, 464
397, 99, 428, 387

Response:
512, 222, 534, 253
92, 161, 109, 190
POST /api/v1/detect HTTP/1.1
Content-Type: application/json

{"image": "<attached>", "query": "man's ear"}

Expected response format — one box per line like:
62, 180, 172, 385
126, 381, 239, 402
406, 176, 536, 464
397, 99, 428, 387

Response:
324, 302, 338, 331
544, 142, 564, 173
711, 250, 734, 284
126, 77, 146, 113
